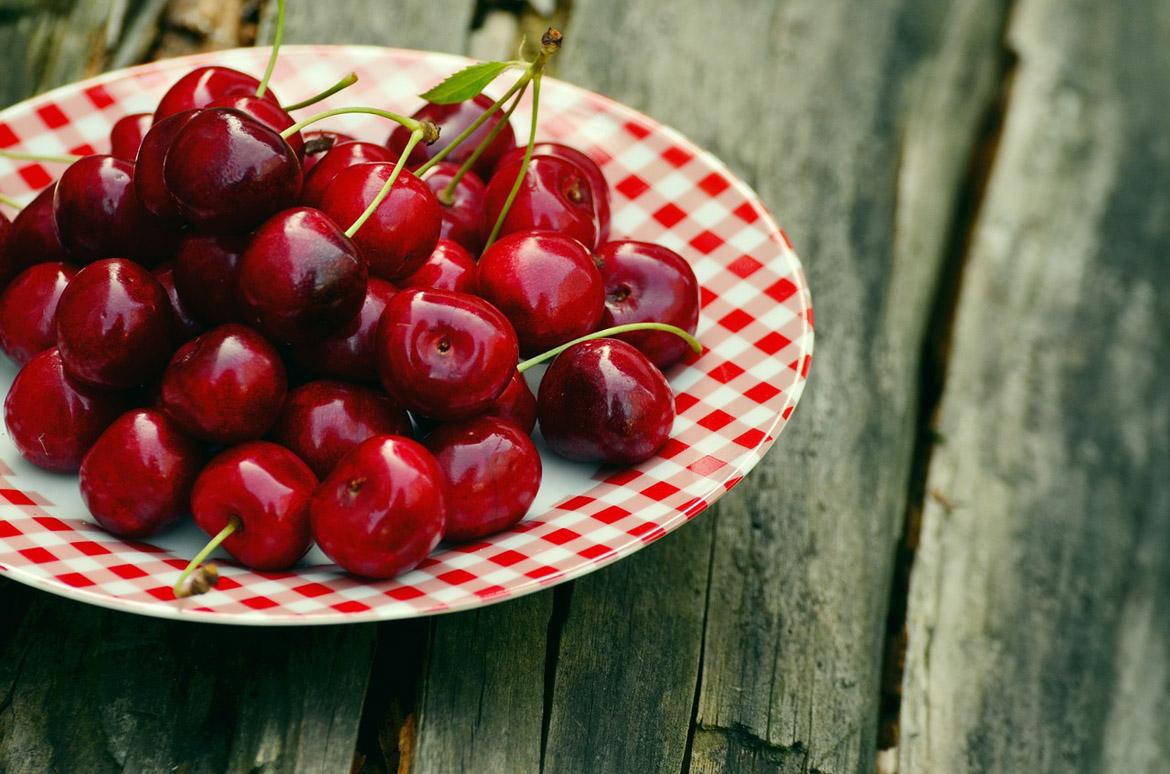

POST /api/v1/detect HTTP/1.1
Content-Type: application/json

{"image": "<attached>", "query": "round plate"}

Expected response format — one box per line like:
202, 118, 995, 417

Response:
0, 46, 813, 624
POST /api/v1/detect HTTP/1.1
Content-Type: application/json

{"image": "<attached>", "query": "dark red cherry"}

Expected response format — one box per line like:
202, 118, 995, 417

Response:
152, 263, 205, 342
301, 141, 393, 207
498, 143, 611, 243
476, 230, 605, 355
109, 113, 153, 162
420, 162, 487, 253
479, 370, 536, 434
302, 130, 355, 173
289, 277, 395, 384
208, 94, 304, 158
537, 338, 675, 465
7, 184, 69, 269
237, 207, 366, 343
164, 108, 301, 232
160, 323, 287, 444
425, 416, 541, 542
597, 240, 700, 369
0, 211, 11, 284
485, 155, 600, 249
310, 435, 445, 578
0, 262, 77, 365
4, 348, 128, 471
55, 258, 173, 389
154, 66, 278, 122
399, 238, 476, 293
271, 380, 411, 478
376, 288, 518, 420
387, 94, 516, 180
190, 441, 317, 570
318, 162, 440, 280
134, 109, 199, 225
79, 409, 202, 538
172, 232, 247, 326
54, 155, 173, 263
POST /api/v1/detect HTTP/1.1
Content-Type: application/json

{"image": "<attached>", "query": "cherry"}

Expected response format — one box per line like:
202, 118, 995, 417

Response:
189, 441, 317, 570
376, 288, 518, 420
237, 207, 366, 343
172, 232, 248, 326
154, 66, 278, 122
134, 109, 199, 224
318, 162, 440, 280
109, 113, 153, 162
597, 240, 700, 369
164, 108, 301, 232
288, 277, 395, 384
0, 262, 77, 365
310, 435, 446, 578
420, 162, 487, 253
79, 408, 203, 538
480, 370, 537, 433
55, 258, 173, 389
0, 211, 10, 284
4, 348, 128, 472
300, 141, 393, 208
6, 184, 69, 269
399, 238, 476, 293
301, 130, 355, 173
209, 94, 304, 158
424, 416, 541, 542
485, 154, 600, 249
476, 230, 605, 355
387, 94, 516, 180
536, 338, 674, 465
160, 323, 287, 444
152, 263, 205, 342
498, 142, 611, 243
271, 380, 411, 478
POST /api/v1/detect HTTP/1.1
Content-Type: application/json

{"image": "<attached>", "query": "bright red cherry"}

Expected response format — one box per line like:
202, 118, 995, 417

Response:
152, 263, 204, 342
302, 130, 355, 173
79, 409, 203, 538
318, 162, 440, 280
164, 108, 301, 232
109, 113, 153, 162
537, 338, 675, 465
485, 155, 600, 249
190, 441, 317, 570
134, 109, 199, 225
300, 141, 393, 207
271, 381, 411, 478
4, 348, 128, 471
399, 238, 476, 293
154, 66, 278, 122
208, 94, 304, 158
425, 416, 541, 542
597, 240, 700, 369
478, 370, 536, 434
420, 162, 487, 253
498, 142, 611, 243
7, 184, 69, 269
237, 207, 366, 343
376, 288, 518, 420
172, 232, 247, 326
310, 435, 446, 578
289, 277, 395, 384
476, 230, 605, 355
0, 262, 76, 365
55, 258, 173, 389
386, 94, 516, 180
160, 323, 287, 444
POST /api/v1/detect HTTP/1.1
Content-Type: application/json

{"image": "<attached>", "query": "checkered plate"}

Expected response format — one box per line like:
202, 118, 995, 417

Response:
0, 46, 813, 624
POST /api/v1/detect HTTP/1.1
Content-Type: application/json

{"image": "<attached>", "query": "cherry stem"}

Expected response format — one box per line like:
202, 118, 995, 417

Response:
255, 0, 285, 98
345, 129, 424, 238
173, 515, 240, 598
439, 80, 528, 205
0, 149, 81, 164
413, 74, 529, 177
280, 106, 425, 140
0, 193, 23, 209
282, 71, 359, 111
484, 73, 542, 248
516, 322, 702, 373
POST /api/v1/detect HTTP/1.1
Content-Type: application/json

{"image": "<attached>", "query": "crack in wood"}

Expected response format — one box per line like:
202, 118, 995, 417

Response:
538, 583, 573, 773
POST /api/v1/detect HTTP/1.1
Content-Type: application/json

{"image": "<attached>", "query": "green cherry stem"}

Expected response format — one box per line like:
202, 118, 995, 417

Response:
172, 516, 240, 598
282, 71, 359, 111
439, 80, 529, 205
484, 73, 542, 248
255, 0, 285, 98
0, 193, 23, 209
345, 129, 424, 238
413, 74, 529, 177
516, 323, 702, 373
0, 149, 81, 164
280, 106, 425, 140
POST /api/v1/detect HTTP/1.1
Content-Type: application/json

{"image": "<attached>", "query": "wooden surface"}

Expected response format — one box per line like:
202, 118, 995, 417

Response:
0, 1, 1166, 772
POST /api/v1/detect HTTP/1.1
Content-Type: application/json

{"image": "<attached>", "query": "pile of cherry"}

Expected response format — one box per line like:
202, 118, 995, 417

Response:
0, 25, 701, 595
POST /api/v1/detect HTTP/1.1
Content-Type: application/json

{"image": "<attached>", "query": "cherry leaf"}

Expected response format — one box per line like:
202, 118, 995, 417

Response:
419, 61, 513, 104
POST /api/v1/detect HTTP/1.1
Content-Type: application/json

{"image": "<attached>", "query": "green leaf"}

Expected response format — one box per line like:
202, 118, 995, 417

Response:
419, 60, 514, 104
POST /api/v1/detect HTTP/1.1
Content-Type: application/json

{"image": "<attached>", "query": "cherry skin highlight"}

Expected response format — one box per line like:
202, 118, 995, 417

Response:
498, 142, 611, 243
485, 154, 601, 250
289, 277, 396, 385
79, 408, 203, 538
387, 94, 516, 180
172, 232, 248, 326
399, 238, 476, 293
152, 263, 205, 342
300, 141, 393, 208
190, 441, 318, 570
0, 262, 77, 365
310, 435, 446, 579
209, 94, 304, 158
537, 338, 675, 465
7, 184, 70, 270
109, 113, 153, 162
420, 162, 487, 253
154, 66, 278, 122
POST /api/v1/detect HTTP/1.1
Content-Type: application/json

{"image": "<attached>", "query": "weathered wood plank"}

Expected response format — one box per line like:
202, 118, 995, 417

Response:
259, 0, 474, 53
898, 1, 1170, 771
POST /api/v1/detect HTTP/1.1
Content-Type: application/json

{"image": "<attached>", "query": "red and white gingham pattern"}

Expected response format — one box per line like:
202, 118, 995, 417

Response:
0, 47, 813, 624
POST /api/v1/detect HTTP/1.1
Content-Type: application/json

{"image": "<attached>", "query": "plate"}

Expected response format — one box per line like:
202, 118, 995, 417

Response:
0, 46, 813, 624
